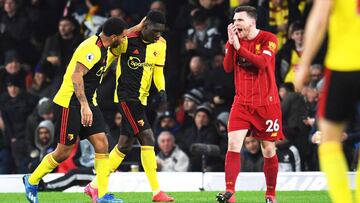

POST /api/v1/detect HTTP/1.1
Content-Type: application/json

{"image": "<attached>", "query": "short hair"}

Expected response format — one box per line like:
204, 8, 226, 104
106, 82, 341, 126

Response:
146, 10, 166, 25
289, 21, 304, 35
192, 9, 207, 24
157, 131, 175, 144
102, 17, 127, 36
234, 6, 257, 20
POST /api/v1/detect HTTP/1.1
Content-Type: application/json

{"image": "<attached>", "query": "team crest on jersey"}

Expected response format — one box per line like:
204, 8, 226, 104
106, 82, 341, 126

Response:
86, 53, 94, 62
255, 44, 261, 54
67, 134, 74, 141
137, 119, 145, 126
268, 41, 277, 53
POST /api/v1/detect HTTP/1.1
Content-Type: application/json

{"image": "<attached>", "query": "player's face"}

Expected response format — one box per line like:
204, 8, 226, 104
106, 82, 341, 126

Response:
233, 11, 255, 39
143, 22, 165, 43
109, 30, 126, 48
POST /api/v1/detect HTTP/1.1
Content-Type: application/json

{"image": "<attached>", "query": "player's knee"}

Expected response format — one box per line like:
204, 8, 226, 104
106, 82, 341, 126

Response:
138, 129, 155, 146
52, 146, 73, 162
92, 134, 109, 153
262, 145, 276, 158
118, 143, 133, 154
228, 139, 242, 151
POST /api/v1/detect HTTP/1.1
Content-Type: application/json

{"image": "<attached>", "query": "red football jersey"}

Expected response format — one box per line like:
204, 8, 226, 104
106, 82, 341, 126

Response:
224, 30, 279, 106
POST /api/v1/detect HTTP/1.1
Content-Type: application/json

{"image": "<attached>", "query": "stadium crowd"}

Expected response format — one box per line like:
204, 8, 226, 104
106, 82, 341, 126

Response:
0, 0, 359, 175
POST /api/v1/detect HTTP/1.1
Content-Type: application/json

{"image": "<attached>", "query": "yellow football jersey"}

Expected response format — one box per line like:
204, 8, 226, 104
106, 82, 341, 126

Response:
326, 0, 360, 71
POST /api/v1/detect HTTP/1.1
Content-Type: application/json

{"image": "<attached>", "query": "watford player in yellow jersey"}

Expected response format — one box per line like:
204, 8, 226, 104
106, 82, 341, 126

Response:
86, 10, 174, 202
295, 0, 360, 203
23, 18, 144, 203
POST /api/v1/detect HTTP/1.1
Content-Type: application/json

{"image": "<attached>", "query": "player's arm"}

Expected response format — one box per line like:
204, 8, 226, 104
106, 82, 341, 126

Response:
72, 62, 92, 127
234, 35, 277, 70
295, 0, 331, 91
223, 24, 235, 73
153, 47, 167, 108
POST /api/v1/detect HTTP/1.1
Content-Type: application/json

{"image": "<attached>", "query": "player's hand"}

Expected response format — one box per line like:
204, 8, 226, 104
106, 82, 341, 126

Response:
81, 104, 93, 127
232, 31, 241, 50
294, 64, 310, 92
137, 17, 146, 31
227, 24, 235, 45
47, 56, 61, 66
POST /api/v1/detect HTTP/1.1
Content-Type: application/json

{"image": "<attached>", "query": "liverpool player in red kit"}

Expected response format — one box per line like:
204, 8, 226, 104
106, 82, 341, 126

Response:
216, 6, 283, 203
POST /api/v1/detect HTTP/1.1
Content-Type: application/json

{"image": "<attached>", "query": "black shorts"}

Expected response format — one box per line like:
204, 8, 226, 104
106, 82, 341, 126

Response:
116, 100, 151, 136
54, 104, 107, 145
318, 68, 360, 122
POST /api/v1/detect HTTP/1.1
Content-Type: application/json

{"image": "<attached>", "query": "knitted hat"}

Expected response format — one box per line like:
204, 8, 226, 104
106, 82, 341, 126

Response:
184, 88, 204, 104
37, 97, 53, 116
5, 74, 22, 87
195, 102, 213, 118
216, 111, 229, 127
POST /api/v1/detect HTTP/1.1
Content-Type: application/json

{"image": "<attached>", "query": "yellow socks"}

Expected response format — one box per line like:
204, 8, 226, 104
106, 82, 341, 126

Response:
94, 153, 110, 198
29, 153, 59, 185
90, 146, 125, 189
141, 146, 160, 195
319, 142, 352, 203
356, 150, 360, 203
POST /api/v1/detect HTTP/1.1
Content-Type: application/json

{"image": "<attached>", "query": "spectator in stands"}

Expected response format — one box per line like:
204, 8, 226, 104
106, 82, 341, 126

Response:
0, 113, 12, 174
182, 103, 220, 171
0, 50, 31, 95
0, 0, 35, 64
310, 64, 324, 86
0, 74, 38, 173
108, 111, 122, 149
257, 0, 301, 48
156, 131, 189, 172
38, 16, 82, 86
281, 82, 313, 170
178, 88, 204, 130
153, 110, 181, 140
241, 136, 264, 172
27, 66, 53, 98
275, 21, 304, 85
278, 82, 294, 101
215, 111, 229, 171
183, 9, 222, 62
185, 56, 208, 91
276, 138, 301, 171
25, 97, 54, 157
27, 120, 56, 172
205, 53, 234, 106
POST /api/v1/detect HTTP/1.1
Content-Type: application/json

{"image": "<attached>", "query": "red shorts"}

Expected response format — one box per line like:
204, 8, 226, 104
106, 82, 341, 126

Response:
228, 103, 284, 141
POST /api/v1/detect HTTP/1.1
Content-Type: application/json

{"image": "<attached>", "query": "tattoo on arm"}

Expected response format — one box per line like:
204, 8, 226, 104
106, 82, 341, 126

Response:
72, 63, 89, 106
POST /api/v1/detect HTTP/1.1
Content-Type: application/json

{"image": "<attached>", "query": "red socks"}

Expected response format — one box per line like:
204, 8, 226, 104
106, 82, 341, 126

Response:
225, 151, 241, 192
264, 155, 278, 196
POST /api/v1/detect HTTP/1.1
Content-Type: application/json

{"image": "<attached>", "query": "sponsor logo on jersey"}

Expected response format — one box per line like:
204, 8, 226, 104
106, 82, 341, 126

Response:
127, 56, 154, 70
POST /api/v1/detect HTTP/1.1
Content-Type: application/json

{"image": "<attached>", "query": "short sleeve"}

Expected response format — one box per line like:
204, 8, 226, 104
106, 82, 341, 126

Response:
74, 43, 101, 70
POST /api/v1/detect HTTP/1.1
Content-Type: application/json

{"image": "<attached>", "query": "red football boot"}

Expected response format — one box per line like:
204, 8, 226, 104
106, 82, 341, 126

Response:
84, 183, 98, 203
152, 191, 175, 202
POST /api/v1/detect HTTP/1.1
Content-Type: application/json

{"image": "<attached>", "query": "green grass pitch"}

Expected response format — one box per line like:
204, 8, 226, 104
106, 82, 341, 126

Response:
0, 191, 331, 203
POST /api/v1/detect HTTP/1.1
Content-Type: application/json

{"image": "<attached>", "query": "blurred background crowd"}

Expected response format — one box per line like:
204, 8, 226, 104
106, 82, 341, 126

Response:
0, 0, 359, 175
